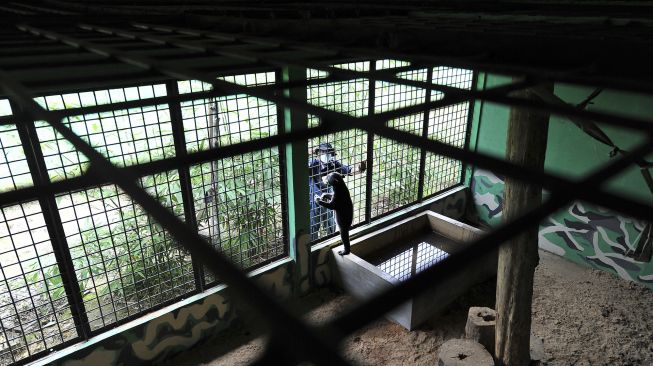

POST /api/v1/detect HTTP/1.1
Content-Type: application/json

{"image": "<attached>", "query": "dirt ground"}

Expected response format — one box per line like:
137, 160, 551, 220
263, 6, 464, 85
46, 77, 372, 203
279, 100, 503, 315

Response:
164, 250, 653, 366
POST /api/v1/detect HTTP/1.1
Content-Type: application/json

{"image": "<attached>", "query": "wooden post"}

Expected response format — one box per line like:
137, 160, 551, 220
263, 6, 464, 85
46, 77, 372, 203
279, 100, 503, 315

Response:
495, 81, 552, 365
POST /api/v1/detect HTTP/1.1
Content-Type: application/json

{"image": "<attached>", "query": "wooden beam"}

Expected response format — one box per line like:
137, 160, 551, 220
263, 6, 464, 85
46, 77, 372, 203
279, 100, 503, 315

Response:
495, 80, 552, 365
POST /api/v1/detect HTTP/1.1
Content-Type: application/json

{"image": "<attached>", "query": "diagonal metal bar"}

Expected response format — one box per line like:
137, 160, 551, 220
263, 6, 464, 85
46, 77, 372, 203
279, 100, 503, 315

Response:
0, 20, 650, 366
20, 22, 653, 148
0, 73, 351, 366
341, 115, 653, 221
324, 135, 653, 337
81, 22, 532, 121
10, 17, 648, 284
0, 72, 360, 126
96, 22, 475, 98
1, 27, 650, 223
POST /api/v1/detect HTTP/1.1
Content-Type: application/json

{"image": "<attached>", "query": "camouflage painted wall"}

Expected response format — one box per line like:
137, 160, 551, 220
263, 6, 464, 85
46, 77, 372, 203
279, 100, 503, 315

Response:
470, 169, 653, 289
33, 263, 293, 366
468, 74, 653, 289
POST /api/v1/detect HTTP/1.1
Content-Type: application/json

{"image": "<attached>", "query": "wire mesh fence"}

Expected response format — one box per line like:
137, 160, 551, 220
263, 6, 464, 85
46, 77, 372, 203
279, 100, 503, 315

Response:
307, 62, 370, 241
34, 87, 196, 331
0, 28, 476, 363
306, 61, 475, 237
179, 72, 286, 283
371, 113, 423, 217
0, 70, 291, 363
423, 67, 475, 197
0, 102, 77, 364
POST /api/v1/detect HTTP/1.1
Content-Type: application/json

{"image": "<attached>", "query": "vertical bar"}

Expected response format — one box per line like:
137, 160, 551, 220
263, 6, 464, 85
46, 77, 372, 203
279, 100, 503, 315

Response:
364, 61, 376, 223
277, 73, 291, 259
462, 71, 483, 187
461, 71, 480, 186
410, 244, 418, 277
280, 67, 311, 294
166, 80, 204, 292
417, 66, 434, 201
10, 102, 92, 340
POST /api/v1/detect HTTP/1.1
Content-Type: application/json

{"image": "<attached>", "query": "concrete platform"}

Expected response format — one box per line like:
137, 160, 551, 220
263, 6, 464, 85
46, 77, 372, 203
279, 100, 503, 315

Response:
331, 210, 497, 330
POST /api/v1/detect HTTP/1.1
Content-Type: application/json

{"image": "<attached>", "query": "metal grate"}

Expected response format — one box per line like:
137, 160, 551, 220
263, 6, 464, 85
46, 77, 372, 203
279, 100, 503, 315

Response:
0, 202, 78, 365
33, 84, 170, 181
34, 88, 195, 331
371, 113, 423, 217
0, 125, 31, 194
375, 59, 411, 70
374, 68, 427, 114
375, 242, 449, 282
0, 103, 76, 365
371, 67, 428, 217
423, 67, 474, 197
0, 56, 476, 363
307, 62, 474, 238
307, 62, 369, 241
180, 73, 286, 280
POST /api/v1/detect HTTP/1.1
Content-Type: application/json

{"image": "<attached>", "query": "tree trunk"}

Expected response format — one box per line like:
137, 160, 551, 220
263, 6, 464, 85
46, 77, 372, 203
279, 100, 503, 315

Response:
495, 81, 552, 366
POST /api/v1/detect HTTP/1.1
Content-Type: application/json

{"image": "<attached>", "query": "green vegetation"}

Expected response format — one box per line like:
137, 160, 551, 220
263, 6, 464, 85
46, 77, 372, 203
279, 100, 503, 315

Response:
2, 66, 469, 337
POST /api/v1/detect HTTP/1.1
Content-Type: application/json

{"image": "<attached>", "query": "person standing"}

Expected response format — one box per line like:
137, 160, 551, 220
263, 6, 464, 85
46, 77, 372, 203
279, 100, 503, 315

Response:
308, 142, 366, 241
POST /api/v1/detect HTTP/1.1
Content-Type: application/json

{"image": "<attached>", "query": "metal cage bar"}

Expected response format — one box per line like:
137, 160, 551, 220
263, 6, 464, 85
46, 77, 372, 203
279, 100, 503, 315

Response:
0, 18, 651, 366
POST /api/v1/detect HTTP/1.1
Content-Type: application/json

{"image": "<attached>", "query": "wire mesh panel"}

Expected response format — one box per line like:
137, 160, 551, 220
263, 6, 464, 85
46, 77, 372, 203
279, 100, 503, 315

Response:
374, 242, 449, 282
423, 67, 474, 197
371, 67, 428, 218
33, 87, 196, 331
307, 62, 369, 242
0, 102, 77, 365
374, 68, 427, 114
179, 73, 285, 282
375, 59, 410, 70
371, 113, 423, 217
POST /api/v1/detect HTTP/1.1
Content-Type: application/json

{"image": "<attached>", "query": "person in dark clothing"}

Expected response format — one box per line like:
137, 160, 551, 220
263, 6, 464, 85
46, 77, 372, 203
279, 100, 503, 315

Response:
314, 172, 354, 255
308, 142, 365, 241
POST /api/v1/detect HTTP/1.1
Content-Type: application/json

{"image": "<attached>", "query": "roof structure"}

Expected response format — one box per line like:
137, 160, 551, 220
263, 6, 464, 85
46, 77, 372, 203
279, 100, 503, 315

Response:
3, 1, 653, 92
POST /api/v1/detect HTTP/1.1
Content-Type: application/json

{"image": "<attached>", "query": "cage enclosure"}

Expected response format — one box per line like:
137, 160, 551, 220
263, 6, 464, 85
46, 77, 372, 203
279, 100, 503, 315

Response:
331, 211, 496, 330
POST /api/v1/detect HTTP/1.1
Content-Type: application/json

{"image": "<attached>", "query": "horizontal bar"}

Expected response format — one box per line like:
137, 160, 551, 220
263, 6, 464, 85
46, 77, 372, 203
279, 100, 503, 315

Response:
0, 71, 358, 126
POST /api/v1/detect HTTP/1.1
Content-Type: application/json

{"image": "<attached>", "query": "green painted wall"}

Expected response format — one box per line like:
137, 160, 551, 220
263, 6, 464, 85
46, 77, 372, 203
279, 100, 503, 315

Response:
468, 73, 653, 288
475, 74, 653, 203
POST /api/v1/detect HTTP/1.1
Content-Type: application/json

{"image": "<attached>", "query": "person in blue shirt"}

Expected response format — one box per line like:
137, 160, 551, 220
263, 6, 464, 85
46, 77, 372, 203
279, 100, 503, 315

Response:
309, 142, 366, 241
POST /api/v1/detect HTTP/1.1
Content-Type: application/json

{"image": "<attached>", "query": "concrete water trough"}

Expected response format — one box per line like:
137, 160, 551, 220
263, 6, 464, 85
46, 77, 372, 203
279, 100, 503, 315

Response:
331, 211, 496, 330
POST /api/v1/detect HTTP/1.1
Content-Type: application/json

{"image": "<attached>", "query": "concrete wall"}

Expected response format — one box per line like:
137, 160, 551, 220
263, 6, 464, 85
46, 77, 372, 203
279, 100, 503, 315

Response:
468, 73, 653, 288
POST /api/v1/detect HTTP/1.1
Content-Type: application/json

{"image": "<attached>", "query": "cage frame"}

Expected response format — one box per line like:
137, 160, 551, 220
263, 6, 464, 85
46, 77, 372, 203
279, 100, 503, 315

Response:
0, 17, 651, 366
